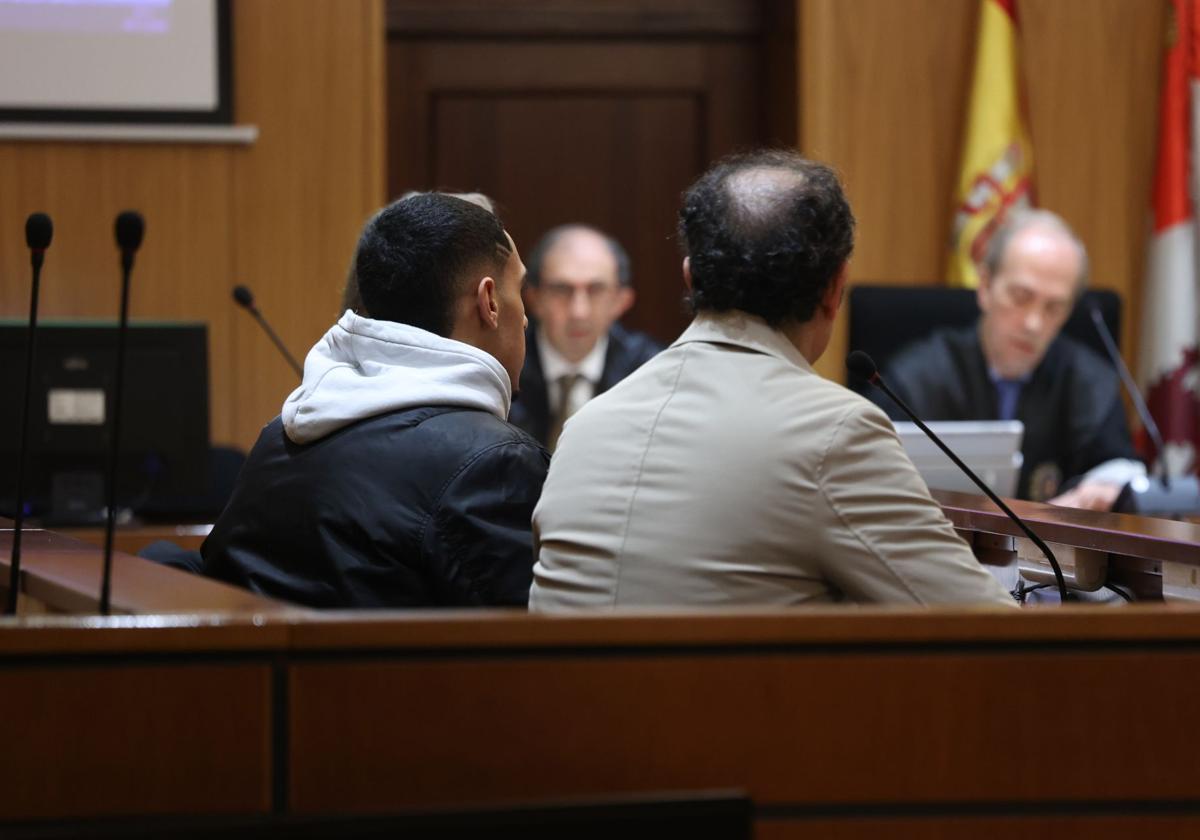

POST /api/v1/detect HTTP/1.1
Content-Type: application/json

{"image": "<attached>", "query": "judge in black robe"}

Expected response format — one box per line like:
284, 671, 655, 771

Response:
875, 326, 1139, 501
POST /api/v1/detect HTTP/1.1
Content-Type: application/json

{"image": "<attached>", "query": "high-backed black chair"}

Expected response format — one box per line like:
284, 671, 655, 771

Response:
846, 285, 1122, 396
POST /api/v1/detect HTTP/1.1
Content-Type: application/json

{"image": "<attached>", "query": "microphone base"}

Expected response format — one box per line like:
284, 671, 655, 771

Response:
1118, 475, 1200, 518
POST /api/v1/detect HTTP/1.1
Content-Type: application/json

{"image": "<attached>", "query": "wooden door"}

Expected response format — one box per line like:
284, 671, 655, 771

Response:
387, 0, 794, 344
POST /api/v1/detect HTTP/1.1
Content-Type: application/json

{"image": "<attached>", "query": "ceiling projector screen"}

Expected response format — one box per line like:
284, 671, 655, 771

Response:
0, 0, 230, 123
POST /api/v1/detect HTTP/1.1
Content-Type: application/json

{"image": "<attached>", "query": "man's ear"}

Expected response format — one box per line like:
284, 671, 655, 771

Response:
682, 257, 693, 292
822, 263, 849, 319
475, 276, 500, 328
614, 286, 635, 318
976, 266, 992, 312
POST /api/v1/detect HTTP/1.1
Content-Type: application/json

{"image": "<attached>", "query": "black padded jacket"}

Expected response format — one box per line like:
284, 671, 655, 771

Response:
201, 407, 549, 608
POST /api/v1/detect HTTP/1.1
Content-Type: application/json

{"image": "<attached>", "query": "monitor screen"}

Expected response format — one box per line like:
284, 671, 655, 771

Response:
893, 420, 1025, 499
0, 321, 210, 523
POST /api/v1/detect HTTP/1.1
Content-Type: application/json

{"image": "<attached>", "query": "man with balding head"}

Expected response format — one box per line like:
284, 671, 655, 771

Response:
509, 224, 661, 449
876, 209, 1142, 509
529, 150, 1015, 610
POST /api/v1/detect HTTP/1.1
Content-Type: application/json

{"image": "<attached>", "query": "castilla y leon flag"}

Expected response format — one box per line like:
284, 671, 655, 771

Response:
948, 0, 1034, 288
1140, 0, 1200, 476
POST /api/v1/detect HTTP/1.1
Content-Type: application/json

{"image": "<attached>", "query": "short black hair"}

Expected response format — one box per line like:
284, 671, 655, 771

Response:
525, 224, 632, 289
355, 193, 510, 336
678, 150, 855, 327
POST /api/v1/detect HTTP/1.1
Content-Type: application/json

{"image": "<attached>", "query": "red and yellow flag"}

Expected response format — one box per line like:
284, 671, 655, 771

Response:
1139, 0, 1200, 475
948, 0, 1034, 288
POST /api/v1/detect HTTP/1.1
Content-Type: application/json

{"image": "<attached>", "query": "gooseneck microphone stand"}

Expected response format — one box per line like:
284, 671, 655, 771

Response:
100, 211, 145, 616
6, 213, 53, 616
232, 285, 304, 378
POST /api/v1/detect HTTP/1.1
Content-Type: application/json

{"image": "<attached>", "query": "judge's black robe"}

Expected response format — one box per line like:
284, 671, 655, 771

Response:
873, 327, 1139, 501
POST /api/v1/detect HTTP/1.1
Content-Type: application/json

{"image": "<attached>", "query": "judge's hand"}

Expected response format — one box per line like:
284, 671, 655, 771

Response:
1048, 481, 1122, 511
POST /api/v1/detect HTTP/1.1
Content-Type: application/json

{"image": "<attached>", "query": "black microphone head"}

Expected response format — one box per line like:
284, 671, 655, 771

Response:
114, 210, 145, 252
232, 285, 255, 309
25, 212, 52, 250
846, 350, 878, 380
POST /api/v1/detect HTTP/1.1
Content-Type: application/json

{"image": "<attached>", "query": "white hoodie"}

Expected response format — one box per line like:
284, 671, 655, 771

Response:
281, 311, 512, 445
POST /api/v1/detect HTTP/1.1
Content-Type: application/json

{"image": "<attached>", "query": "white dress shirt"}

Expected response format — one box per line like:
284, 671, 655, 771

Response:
538, 329, 609, 422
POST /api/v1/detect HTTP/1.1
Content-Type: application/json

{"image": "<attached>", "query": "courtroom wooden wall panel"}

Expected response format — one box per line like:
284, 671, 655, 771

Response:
231, 0, 386, 449
789, 0, 978, 382
801, 0, 1164, 386
0, 1, 385, 454
0, 663, 273, 820
1021, 0, 1164, 366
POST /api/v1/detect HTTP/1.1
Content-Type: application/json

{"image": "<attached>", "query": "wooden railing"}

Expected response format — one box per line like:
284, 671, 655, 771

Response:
934, 489, 1200, 600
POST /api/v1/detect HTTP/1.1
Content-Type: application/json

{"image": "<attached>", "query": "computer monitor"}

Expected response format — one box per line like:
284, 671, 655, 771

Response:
892, 420, 1024, 499
0, 321, 210, 524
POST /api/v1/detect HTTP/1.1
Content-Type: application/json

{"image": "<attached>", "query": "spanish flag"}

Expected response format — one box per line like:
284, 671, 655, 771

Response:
1139, 0, 1200, 476
947, 0, 1034, 288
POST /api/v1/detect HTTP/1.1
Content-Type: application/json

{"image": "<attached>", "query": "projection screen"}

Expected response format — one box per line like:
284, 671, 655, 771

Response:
0, 0, 231, 123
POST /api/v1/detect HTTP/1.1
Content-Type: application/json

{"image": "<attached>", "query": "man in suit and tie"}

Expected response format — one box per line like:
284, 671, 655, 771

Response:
509, 224, 662, 449
529, 150, 1016, 610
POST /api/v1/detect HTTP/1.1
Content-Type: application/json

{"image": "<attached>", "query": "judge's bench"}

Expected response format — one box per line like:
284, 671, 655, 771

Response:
3, 495, 1200, 838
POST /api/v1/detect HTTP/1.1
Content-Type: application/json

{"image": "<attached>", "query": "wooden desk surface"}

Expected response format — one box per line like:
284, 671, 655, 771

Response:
934, 488, 1200, 565
0, 527, 299, 617
58, 522, 212, 556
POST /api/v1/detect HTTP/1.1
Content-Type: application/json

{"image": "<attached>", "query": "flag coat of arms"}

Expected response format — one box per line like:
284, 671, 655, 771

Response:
948, 0, 1034, 288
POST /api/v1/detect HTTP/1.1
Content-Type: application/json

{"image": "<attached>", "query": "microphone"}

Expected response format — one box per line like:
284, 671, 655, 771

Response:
848, 350, 1069, 602
232, 284, 303, 378
115, 210, 144, 271
6, 213, 54, 615
1088, 304, 1200, 515
1087, 305, 1167, 485
100, 210, 145, 615
26, 212, 52, 266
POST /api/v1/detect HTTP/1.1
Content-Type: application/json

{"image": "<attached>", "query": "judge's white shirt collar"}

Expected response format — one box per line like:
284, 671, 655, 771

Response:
538, 328, 608, 385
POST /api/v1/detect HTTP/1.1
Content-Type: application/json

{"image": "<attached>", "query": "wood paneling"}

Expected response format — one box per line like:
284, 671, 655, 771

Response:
1021, 0, 1165, 368
800, 0, 1164, 385
0, 663, 273, 820
0, 0, 385, 453
288, 635, 1200, 816
8, 605, 1200, 830
231, 1, 385, 443
388, 24, 769, 345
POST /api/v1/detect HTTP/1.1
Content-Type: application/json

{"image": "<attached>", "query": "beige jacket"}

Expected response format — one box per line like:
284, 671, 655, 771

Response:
529, 311, 1016, 610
